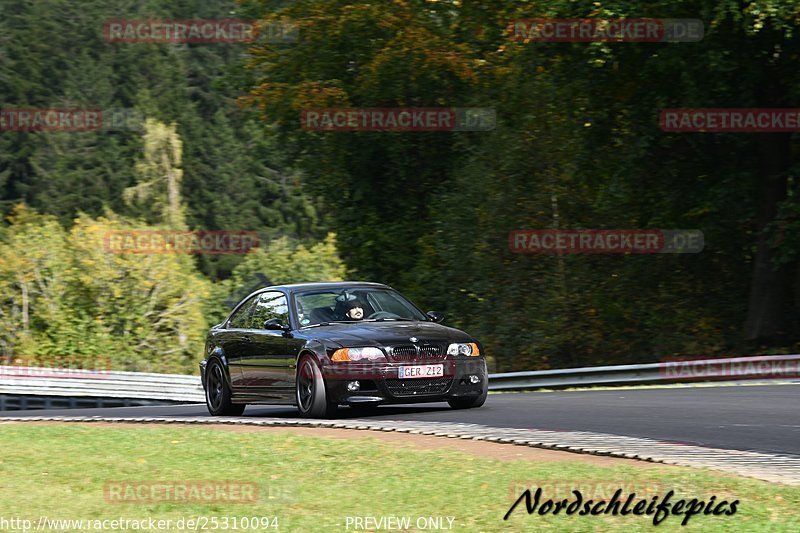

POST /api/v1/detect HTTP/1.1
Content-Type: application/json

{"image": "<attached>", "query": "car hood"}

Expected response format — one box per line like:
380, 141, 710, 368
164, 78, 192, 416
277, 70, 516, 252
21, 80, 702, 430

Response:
299, 321, 473, 348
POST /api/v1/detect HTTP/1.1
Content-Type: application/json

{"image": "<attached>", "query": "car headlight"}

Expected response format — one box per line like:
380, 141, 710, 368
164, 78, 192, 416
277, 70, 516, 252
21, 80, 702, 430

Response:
331, 347, 386, 362
447, 343, 480, 356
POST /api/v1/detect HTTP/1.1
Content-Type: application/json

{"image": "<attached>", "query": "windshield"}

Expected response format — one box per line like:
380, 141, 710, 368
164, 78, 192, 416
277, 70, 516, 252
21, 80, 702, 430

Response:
294, 288, 428, 327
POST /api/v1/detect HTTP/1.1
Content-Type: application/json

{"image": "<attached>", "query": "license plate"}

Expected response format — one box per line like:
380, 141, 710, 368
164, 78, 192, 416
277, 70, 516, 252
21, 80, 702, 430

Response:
398, 364, 444, 379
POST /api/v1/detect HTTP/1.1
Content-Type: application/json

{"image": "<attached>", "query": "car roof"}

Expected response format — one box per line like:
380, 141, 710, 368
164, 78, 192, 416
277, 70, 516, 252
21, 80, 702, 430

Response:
264, 281, 390, 294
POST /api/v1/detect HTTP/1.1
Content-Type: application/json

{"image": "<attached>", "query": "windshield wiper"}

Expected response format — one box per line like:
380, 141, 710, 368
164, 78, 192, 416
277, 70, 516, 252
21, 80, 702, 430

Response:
303, 318, 417, 328
300, 321, 350, 329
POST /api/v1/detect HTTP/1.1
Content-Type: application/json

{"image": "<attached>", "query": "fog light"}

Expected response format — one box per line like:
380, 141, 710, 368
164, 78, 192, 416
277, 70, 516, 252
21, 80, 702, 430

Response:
347, 381, 360, 392
469, 375, 480, 384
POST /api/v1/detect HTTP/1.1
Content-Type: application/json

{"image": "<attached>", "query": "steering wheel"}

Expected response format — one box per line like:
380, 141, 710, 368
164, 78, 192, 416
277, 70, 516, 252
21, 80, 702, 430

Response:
367, 311, 402, 320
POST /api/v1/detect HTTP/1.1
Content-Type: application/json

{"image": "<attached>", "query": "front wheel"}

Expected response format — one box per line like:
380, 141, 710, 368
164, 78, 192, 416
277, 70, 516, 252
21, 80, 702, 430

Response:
205, 359, 245, 416
296, 356, 338, 418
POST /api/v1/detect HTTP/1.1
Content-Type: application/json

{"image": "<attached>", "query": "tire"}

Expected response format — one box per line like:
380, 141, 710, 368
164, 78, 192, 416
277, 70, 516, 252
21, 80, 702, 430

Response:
205, 359, 246, 416
447, 390, 487, 410
296, 355, 338, 418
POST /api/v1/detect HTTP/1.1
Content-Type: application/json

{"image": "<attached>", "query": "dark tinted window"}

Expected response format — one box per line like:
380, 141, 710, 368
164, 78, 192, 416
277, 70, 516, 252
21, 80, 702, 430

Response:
249, 291, 289, 329
228, 295, 257, 329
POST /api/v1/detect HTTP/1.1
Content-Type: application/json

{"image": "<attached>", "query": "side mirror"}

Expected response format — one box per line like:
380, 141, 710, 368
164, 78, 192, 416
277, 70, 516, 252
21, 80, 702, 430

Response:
263, 318, 290, 331
426, 311, 445, 323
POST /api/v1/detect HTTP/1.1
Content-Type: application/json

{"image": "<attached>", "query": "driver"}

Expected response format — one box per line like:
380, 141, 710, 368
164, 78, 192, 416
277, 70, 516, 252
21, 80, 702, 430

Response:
335, 291, 365, 321
343, 300, 364, 320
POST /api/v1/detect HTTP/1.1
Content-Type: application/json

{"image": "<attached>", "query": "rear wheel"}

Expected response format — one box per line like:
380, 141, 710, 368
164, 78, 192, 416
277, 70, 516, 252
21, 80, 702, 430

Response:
296, 355, 338, 418
205, 359, 245, 416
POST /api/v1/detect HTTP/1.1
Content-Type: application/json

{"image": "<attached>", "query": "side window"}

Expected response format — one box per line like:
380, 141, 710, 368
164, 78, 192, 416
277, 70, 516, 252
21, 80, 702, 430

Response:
228, 295, 257, 329
249, 291, 289, 329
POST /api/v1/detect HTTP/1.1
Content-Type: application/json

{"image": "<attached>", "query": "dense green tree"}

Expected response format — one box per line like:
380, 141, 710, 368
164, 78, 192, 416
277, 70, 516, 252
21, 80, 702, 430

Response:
0, 0, 322, 281
239, 0, 486, 285
0, 206, 211, 373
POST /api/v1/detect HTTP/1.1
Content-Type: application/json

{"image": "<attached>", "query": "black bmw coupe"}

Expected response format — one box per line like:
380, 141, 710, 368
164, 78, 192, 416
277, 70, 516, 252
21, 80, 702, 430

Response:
200, 281, 488, 417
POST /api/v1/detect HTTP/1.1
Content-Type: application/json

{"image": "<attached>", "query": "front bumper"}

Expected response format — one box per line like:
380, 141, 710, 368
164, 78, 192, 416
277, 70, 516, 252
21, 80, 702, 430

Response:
322, 358, 488, 404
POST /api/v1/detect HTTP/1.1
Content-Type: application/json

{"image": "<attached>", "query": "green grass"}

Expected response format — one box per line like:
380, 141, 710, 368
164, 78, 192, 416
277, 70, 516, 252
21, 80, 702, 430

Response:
0, 423, 797, 532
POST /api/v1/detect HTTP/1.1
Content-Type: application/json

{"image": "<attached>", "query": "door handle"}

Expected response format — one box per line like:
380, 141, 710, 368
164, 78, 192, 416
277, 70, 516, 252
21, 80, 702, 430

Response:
242, 335, 252, 343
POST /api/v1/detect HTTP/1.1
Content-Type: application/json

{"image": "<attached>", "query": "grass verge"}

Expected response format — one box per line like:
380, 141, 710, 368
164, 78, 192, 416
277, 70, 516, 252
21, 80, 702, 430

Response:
0, 423, 797, 532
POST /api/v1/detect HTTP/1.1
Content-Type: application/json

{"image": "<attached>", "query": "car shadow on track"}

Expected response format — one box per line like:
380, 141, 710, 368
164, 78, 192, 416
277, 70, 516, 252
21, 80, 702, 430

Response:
243, 403, 453, 419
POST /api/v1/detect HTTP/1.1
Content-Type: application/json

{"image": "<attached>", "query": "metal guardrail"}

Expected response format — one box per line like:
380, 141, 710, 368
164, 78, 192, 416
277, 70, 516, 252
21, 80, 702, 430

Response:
488, 354, 800, 390
0, 366, 204, 403
0, 396, 180, 411
0, 355, 797, 410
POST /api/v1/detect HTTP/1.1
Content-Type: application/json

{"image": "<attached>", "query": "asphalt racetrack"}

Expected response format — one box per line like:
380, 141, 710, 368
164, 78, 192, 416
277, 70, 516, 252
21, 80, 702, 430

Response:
3, 384, 798, 457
